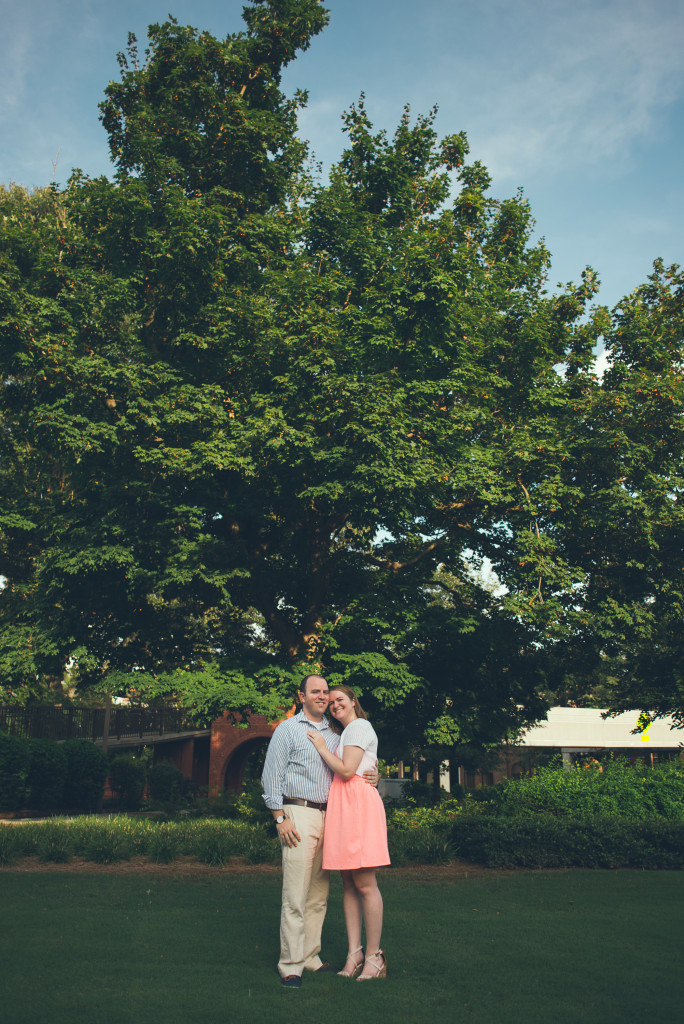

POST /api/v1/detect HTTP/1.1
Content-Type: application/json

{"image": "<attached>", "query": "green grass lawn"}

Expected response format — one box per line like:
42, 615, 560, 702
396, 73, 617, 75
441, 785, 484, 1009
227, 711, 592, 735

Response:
1, 868, 682, 1024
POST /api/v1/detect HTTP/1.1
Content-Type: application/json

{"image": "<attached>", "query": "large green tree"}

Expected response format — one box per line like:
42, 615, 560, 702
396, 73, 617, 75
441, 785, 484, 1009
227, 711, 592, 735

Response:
551, 260, 684, 726
1, 0, 330, 707
1, 2, 682, 746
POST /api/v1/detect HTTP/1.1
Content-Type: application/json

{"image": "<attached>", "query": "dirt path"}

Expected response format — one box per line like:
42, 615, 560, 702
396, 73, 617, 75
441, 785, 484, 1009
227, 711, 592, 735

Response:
0, 854, 495, 879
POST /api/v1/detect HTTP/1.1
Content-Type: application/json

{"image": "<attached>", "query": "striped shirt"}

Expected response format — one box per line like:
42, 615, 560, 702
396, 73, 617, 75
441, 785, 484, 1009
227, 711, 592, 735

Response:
261, 710, 340, 810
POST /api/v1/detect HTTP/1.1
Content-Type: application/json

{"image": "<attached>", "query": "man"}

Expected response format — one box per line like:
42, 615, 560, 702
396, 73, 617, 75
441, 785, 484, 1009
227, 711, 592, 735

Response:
261, 674, 378, 987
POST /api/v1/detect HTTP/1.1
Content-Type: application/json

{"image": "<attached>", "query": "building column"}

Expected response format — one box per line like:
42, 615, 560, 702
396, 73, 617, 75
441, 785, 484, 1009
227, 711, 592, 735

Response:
179, 738, 194, 778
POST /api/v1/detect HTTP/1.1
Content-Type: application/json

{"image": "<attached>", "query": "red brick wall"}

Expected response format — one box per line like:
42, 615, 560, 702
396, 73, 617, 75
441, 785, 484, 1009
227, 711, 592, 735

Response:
208, 708, 294, 796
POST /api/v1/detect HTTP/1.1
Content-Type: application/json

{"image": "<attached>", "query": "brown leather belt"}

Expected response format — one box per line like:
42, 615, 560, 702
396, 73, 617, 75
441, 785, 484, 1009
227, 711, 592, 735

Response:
283, 797, 327, 811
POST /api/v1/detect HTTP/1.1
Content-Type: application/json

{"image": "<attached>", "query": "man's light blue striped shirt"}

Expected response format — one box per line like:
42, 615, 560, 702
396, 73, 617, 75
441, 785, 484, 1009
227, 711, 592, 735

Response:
261, 710, 340, 809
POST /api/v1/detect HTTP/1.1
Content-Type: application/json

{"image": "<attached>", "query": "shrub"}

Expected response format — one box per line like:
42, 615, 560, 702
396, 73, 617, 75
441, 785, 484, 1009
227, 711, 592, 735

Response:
0, 731, 32, 812
225, 781, 272, 823
4, 807, 683, 870
147, 823, 180, 864
186, 781, 275, 822
191, 790, 241, 819
36, 820, 74, 863
385, 826, 409, 866
242, 826, 280, 864
78, 817, 136, 863
487, 757, 684, 821
4, 822, 39, 858
387, 824, 454, 865
638, 761, 684, 818
399, 780, 436, 806
192, 821, 243, 865
147, 761, 184, 803
27, 739, 68, 812
185, 820, 277, 865
450, 815, 684, 869
387, 796, 479, 831
2, 817, 281, 865
181, 777, 198, 800
109, 755, 146, 811
61, 740, 109, 812
0, 825, 20, 864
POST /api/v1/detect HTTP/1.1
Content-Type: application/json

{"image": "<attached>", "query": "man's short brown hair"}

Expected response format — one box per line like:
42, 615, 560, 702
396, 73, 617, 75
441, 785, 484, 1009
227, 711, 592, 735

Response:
299, 674, 327, 696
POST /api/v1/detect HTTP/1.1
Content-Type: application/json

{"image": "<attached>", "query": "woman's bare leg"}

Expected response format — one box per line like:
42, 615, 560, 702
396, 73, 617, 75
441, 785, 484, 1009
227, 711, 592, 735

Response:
351, 867, 383, 954
340, 870, 364, 972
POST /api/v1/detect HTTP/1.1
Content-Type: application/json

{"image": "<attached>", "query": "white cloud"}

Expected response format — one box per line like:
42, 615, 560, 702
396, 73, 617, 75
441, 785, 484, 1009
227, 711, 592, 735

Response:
422, 0, 684, 183
289, 0, 684, 201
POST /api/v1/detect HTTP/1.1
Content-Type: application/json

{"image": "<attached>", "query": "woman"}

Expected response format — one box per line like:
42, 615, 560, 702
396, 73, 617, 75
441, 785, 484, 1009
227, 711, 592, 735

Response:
307, 685, 389, 980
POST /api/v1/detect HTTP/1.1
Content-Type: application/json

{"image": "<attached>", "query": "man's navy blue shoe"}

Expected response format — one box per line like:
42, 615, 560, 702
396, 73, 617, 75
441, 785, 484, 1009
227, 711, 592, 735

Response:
315, 963, 335, 973
281, 975, 302, 988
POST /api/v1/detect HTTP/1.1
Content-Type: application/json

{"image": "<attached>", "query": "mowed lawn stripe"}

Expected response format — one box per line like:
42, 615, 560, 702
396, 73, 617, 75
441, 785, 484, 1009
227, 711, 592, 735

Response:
1, 870, 682, 1024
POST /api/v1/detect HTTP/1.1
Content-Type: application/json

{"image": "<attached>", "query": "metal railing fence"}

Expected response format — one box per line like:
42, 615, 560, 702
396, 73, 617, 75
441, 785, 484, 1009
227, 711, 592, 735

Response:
0, 705, 202, 743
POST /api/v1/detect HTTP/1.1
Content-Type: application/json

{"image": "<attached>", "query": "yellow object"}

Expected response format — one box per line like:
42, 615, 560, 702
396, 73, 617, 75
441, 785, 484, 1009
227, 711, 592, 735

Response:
637, 712, 651, 742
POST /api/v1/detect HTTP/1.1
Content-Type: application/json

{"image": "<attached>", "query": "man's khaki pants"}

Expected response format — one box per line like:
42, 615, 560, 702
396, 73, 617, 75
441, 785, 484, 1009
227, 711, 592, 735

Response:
278, 804, 329, 978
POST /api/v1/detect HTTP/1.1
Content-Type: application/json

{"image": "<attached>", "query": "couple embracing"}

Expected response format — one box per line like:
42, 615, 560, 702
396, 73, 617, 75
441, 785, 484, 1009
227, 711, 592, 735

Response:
261, 675, 390, 987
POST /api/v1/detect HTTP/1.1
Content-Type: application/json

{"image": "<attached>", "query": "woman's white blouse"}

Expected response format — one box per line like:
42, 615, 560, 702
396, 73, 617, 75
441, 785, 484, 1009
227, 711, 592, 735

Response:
338, 718, 378, 776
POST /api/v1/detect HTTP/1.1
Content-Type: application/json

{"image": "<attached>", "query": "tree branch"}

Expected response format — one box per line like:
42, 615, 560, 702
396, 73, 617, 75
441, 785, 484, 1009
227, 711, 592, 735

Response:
252, 582, 303, 662
365, 536, 445, 573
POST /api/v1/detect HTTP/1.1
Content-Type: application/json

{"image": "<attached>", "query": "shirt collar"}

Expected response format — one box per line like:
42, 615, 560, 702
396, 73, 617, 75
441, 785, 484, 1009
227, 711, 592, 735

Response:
295, 709, 330, 730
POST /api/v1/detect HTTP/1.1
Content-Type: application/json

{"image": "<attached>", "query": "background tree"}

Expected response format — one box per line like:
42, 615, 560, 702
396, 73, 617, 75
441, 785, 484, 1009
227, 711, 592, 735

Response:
551, 261, 684, 726
1, 1, 330, 710
2, 2, 682, 753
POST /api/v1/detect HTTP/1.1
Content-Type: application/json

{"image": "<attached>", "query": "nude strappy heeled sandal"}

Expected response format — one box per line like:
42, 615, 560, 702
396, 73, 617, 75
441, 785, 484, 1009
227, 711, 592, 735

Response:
338, 946, 364, 978
357, 949, 387, 980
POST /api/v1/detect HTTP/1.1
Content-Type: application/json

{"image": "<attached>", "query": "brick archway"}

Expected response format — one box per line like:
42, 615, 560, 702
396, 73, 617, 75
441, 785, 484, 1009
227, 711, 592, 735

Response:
208, 709, 294, 796
223, 735, 270, 792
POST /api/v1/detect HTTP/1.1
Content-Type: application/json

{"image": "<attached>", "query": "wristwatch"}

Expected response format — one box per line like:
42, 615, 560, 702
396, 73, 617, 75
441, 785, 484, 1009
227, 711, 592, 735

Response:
275, 814, 286, 824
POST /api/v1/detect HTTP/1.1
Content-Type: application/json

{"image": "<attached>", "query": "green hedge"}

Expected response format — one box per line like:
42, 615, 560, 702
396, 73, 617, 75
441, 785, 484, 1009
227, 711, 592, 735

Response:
487, 758, 684, 820
0, 735, 111, 814
147, 761, 184, 803
0, 732, 31, 812
109, 756, 146, 811
61, 740, 109, 812
450, 815, 684, 869
26, 739, 68, 812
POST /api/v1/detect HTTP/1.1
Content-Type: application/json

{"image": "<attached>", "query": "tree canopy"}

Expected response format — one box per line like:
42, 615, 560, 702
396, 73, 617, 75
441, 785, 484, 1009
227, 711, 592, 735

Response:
1, 1, 682, 745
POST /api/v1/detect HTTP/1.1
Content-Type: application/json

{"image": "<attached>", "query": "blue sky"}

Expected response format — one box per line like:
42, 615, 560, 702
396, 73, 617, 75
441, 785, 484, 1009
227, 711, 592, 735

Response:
2, 0, 683, 311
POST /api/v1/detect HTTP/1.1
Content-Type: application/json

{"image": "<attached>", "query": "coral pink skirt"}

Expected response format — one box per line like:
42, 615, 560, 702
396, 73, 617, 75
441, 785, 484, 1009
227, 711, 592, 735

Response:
323, 774, 390, 870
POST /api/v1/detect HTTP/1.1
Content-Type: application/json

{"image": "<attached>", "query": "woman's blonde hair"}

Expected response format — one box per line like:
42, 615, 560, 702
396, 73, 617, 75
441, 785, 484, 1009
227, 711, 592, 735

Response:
327, 684, 367, 734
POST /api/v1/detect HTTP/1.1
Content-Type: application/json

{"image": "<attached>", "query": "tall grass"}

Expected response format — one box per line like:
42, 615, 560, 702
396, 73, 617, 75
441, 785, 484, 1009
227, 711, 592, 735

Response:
0, 816, 280, 866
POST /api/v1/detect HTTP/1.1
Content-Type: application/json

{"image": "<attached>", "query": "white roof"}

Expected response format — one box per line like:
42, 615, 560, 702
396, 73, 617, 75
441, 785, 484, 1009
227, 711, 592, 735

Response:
518, 707, 683, 750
